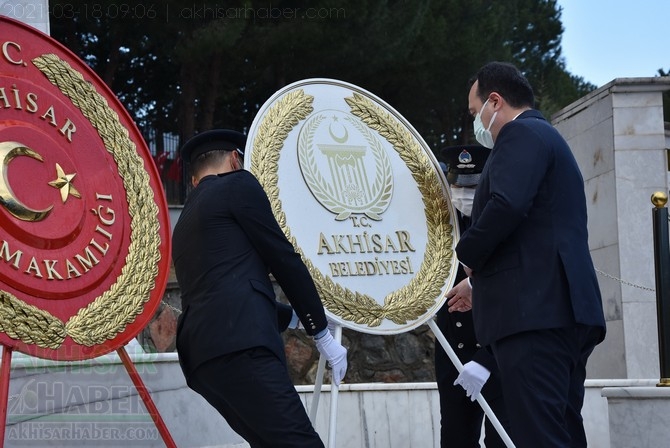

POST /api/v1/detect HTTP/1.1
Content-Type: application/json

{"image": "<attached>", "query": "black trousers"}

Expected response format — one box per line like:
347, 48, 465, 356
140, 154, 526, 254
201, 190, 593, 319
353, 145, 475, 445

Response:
188, 347, 324, 448
491, 325, 601, 448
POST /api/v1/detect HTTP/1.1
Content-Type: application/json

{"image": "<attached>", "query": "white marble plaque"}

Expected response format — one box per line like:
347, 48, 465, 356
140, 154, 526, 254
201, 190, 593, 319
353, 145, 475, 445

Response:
246, 79, 459, 335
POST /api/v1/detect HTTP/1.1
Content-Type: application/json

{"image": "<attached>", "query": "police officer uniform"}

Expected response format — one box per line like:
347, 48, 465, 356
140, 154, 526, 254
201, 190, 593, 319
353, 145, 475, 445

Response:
172, 130, 329, 448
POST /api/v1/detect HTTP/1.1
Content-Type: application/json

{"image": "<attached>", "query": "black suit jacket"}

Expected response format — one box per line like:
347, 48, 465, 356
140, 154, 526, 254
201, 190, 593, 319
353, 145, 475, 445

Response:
172, 170, 328, 379
455, 110, 606, 346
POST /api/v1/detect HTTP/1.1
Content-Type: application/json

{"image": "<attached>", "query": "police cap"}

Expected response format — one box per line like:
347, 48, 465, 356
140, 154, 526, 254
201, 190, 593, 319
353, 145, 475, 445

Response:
180, 129, 246, 164
440, 144, 490, 187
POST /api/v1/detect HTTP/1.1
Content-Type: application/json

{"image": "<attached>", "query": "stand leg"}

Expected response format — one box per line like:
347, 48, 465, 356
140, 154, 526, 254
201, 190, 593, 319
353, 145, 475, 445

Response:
327, 324, 342, 448
117, 347, 176, 448
309, 354, 327, 425
428, 319, 516, 448
0, 346, 12, 448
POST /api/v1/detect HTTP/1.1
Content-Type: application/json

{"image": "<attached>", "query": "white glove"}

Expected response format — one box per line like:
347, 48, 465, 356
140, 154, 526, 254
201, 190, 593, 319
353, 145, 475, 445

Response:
453, 361, 490, 401
314, 330, 348, 385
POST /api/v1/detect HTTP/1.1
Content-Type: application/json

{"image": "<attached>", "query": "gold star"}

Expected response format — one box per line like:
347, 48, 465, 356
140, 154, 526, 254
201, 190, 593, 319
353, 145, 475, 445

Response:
48, 163, 81, 203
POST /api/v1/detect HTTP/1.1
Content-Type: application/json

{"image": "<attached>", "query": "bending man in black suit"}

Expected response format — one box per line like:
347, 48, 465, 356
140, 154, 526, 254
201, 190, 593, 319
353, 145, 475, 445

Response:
172, 129, 347, 448
456, 62, 606, 447
435, 145, 509, 448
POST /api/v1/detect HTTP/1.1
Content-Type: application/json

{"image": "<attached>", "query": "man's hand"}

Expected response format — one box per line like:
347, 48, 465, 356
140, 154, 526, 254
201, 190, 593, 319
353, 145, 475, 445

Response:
447, 278, 473, 313
453, 361, 491, 401
314, 330, 348, 385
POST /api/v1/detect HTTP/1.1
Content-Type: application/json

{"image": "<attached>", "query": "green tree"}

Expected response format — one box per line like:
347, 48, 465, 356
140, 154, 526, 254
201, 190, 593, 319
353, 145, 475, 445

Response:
49, 1, 183, 145
48, 0, 597, 161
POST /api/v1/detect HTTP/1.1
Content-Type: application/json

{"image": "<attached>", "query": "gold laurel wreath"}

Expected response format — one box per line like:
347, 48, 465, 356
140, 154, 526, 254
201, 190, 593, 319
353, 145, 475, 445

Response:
252, 88, 455, 328
0, 54, 162, 350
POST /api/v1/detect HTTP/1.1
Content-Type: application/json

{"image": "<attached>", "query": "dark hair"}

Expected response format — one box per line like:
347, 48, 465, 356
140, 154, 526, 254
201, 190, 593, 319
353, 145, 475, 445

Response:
474, 61, 535, 108
190, 149, 231, 177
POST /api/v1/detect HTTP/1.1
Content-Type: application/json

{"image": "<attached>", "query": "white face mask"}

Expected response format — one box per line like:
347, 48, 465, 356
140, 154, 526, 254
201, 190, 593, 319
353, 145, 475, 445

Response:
450, 187, 476, 216
473, 99, 497, 149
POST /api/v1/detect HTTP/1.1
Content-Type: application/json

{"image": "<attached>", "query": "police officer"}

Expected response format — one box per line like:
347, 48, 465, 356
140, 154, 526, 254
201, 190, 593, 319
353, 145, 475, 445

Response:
434, 144, 509, 448
172, 129, 347, 448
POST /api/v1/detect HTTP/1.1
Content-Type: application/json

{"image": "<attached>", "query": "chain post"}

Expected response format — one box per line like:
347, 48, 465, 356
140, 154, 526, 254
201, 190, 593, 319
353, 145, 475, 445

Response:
651, 191, 670, 386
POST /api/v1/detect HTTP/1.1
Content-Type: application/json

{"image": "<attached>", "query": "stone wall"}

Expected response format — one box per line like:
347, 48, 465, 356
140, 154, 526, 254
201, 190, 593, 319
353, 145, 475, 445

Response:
138, 280, 438, 385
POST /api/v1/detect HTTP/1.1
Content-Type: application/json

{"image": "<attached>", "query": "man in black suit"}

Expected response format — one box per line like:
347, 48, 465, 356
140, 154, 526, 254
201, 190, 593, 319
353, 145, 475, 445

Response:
456, 62, 606, 448
435, 145, 509, 448
172, 129, 347, 448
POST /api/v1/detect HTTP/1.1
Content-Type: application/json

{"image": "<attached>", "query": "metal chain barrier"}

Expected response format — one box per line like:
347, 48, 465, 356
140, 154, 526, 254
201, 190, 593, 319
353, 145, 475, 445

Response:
595, 268, 655, 292
160, 301, 182, 315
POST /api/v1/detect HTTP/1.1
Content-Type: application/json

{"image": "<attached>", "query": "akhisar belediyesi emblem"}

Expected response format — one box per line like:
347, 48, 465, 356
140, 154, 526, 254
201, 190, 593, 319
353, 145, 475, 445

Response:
298, 111, 393, 221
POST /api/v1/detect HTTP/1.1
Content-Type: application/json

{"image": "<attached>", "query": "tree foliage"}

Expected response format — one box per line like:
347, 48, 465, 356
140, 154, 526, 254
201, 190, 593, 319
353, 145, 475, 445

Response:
49, 0, 597, 154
